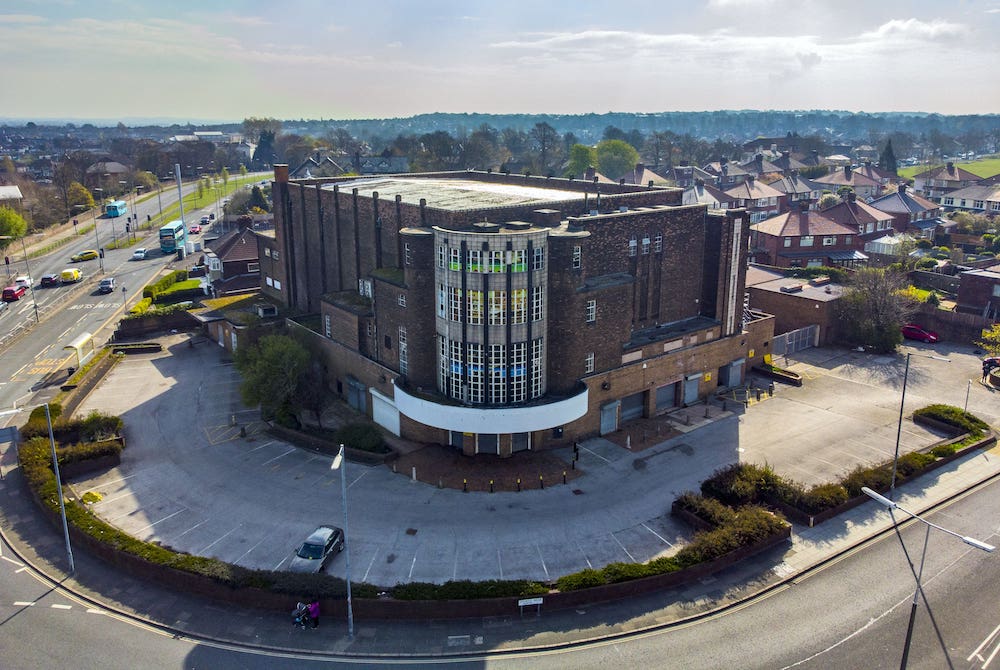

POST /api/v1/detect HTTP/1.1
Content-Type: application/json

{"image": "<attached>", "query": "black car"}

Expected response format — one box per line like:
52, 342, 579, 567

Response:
40, 273, 62, 288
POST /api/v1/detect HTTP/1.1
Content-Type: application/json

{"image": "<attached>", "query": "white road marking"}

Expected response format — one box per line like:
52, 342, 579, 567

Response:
579, 444, 611, 463
198, 525, 241, 554
408, 553, 418, 580
13, 601, 35, 606
362, 547, 380, 583
1, 555, 24, 567
575, 540, 593, 569
611, 533, 636, 561
642, 522, 673, 547
247, 440, 276, 453
497, 548, 504, 579
50, 604, 72, 610
134, 508, 187, 534
86, 608, 104, 614
174, 518, 210, 539
968, 621, 1000, 666
535, 544, 549, 580
261, 448, 296, 466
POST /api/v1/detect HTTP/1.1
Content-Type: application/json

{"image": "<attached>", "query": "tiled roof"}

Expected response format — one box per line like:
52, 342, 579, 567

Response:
207, 228, 259, 263
870, 187, 939, 214
913, 163, 981, 182
812, 169, 879, 188
761, 173, 821, 196
682, 182, 734, 207
821, 199, 894, 228
724, 178, 784, 200
751, 210, 856, 237
942, 182, 1000, 201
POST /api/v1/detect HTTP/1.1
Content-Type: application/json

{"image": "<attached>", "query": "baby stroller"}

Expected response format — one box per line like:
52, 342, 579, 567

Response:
291, 602, 309, 629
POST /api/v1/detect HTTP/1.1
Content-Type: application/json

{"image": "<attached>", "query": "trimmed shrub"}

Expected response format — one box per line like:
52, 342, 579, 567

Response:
840, 463, 894, 498
602, 561, 653, 583
391, 579, 547, 601
913, 404, 988, 436
130, 297, 153, 315
336, 423, 387, 453
701, 463, 780, 507
930, 444, 958, 458
673, 492, 737, 526
142, 270, 190, 301
57, 438, 123, 466
555, 568, 607, 592
894, 451, 936, 477
798, 483, 849, 514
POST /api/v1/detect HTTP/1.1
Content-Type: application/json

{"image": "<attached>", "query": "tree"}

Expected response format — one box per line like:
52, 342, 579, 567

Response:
234, 334, 310, 421
564, 144, 597, 178
977, 324, 1000, 357
251, 130, 277, 169
0, 207, 28, 251
249, 185, 270, 213
221, 167, 230, 190
242, 117, 283, 145
528, 122, 561, 175
67, 182, 94, 211
817, 192, 840, 210
595, 139, 639, 181
835, 267, 916, 353
879, 139, 898, 174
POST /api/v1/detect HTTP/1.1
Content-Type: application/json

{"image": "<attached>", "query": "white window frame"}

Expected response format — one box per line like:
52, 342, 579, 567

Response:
324, 314, 332, 338
585, 352, 595, 373
533, 246, 544, 270
572, 246, 582, 268
398, 293, 406, 307
585, 299, 596, 323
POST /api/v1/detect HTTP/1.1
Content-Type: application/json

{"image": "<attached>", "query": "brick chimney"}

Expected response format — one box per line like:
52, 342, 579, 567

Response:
584, 166, 596, 182
847, 191, 857, 203
843, 165, 852, 180
898, 183, 908, 195
946, 161, 955, 174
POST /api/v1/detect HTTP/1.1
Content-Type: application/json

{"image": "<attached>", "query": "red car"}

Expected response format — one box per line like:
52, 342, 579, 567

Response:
2, 285, 27, 301
901, 323, 939, 343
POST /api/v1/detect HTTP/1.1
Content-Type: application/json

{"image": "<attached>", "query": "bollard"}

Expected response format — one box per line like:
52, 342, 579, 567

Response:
463, 479, 467, 492
572, 459, 576, 470
704, 404, 710, 418
239, 425, 246, 438
756, 389, 761, 401
393, 463, 397, 473
685, 414, 691, 425
412, 466, 417, 482
517, 478, 521, 492
722, 400, 727, 412
539, 475, 544, 490
490, 479, 494, 493
769, 382, 775, 395
230, 414, 236, 427
438, 477, 442, 489
562, 471, 567, 485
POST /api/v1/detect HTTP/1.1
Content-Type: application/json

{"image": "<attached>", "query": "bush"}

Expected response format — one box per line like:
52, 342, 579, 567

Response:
913, 404, 988, 436
840, 463, 894, 498
675, 506, 787, 568
142, 270, 189, 301
700, 463, 780, 507
673, 492, 737, 526
555, 568, 607, 592
915, 257, 938, 270
894, 451, 936, 477
930, 444, 957, 458
391, 579, 547, 601
336, 423, 387, 453
602, 561, 654, 583
57, 438, 123, 466
798, 483, 850, 514
130, 297, 153, 315
153, 279, 205, 305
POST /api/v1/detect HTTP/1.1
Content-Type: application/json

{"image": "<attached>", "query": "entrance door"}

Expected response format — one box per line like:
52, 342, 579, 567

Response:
449, 431, 464, 449
600, 401, 619, 435
511, 432, 530, 452
620, 392, 644, 421
684, 374, 700, 406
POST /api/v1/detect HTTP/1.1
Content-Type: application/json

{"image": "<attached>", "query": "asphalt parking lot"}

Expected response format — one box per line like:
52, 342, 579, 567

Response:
68, 336, 998, 586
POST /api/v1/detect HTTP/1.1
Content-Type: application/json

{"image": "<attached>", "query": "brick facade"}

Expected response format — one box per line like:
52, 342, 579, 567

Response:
271, 167, 772, 455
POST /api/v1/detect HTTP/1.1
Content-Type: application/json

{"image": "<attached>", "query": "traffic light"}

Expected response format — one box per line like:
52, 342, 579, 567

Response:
125, 223, 130, 232
99, 248, 105, 259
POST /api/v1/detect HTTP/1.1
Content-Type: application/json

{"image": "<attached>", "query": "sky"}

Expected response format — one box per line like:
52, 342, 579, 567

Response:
2, 0, 999, 124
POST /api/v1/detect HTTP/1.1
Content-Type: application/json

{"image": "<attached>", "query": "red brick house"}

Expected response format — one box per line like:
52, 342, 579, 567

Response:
724, 175, 785, 223
204, 225, 261, 296
750, 205, 867, 268
913, 162, 982, 203
820, 192, 896, 242
869, 184, 943, 239
956, 264, 1000, 320
812, 165, 880, 200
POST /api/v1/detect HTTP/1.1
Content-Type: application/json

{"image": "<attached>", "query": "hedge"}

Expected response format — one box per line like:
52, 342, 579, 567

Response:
391, 579, 547, 601
142, 270, 189, 301
130, 297, 153, 315
21, 410, 123, 444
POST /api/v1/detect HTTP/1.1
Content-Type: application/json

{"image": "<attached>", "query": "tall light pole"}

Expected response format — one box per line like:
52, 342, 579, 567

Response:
92, 188, 105, 273
45, 403, 75, 573
890, 351, 950, 497
330, 445, 354, 640
863, 487, 993, 669
0, 235, 39, 323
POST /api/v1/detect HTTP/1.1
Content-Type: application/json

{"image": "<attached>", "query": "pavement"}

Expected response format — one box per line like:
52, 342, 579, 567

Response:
1, 337, 999, 659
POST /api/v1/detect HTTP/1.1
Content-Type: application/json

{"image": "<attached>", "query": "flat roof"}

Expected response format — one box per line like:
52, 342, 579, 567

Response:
323, 177, 588, 211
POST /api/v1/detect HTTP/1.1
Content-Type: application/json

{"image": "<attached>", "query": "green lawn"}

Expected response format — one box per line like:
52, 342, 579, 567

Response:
898, 157, 1000, 180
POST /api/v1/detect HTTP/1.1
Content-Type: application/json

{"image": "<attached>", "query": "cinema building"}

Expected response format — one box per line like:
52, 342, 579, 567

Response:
263, 166, 773, 456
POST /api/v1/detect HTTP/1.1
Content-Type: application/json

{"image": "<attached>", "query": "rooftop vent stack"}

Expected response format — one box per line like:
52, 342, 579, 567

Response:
844, 165, 853, 180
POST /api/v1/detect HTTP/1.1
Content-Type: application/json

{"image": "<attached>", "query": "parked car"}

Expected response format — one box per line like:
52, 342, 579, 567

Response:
287, 525, 344, 573
188, 224, 202, 234
60, 268, 82, 283
2, 285, 27, 301
98, 277, 116, 294
14, 275, 31, 289
71, 249, 99, 262
901, 323, 939, 343
40, 273, 62, 288
131, 248, 148, 261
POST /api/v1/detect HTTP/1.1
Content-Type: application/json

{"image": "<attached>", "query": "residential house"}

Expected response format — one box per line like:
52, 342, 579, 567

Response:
682, 179, 736, 209
724, 175, 784, 223
869, 184, 944, 239
937, 180, 1000, 216
821, 192, 896, 242
761, 171, 823, 212
853, 160, 898, 190
204, 224, 262, 296
740, 153, 784, 177
703, 159, 750, 189
353, 153, 409, 174
618, 163, 670, 186
660, 165, 714, 188
812, 165, 880, 200
750, 203, 867, 268
912, 162, 982, 203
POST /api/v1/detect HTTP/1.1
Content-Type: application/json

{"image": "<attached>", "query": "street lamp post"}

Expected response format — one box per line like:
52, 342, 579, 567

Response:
330, 445, 354, 639
862, 487, 993, 669
890, 352, 951, 496
19, 236, 39, 324
93, 187, 104, 272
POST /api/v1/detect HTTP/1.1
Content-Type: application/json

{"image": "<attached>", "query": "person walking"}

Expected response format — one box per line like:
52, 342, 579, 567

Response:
984, 360, 991, 383
307, 599, 320, 629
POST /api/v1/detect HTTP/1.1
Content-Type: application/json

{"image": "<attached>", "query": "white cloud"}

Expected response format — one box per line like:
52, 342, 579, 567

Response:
0, 14, 45, 24
860, 18, 965, 41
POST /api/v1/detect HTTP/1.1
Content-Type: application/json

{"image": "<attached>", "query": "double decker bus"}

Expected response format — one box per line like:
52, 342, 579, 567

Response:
105, 200, 128, 217
159, 220, 188, 254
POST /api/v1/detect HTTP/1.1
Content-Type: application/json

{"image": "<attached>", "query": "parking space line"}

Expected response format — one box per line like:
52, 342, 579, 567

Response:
199, 525, 241, 554
642, 522, 673, 547
13, 601, 35, 606
611, 533, 636, 562
362, 547, 380, 582
535, 544, 549, 580
575, 540, 593, 569
408, 553, 418, 580
497, 549, 503, 579
247, 440, 277, 453
1, 555, 24, 567
232, 537, 268, 565
261, 448, 296, 466
134, 508, 187, 534
174, 518, 209, 539
50, 604, 72, 610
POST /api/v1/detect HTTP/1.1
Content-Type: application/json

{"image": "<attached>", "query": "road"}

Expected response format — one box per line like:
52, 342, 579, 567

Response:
0, 174, 267, 413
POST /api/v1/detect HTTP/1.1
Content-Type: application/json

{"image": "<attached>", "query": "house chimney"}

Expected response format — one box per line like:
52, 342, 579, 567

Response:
636, 163, 645, 173
844, 165, 852, 180
585, 166, 596, 182
847, 191, 857, 203
811, 149, 819, 162
898, 183, 907, 195
946, 161, 955, 173
695, 177, 704, 187
747, 175, 756, 188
